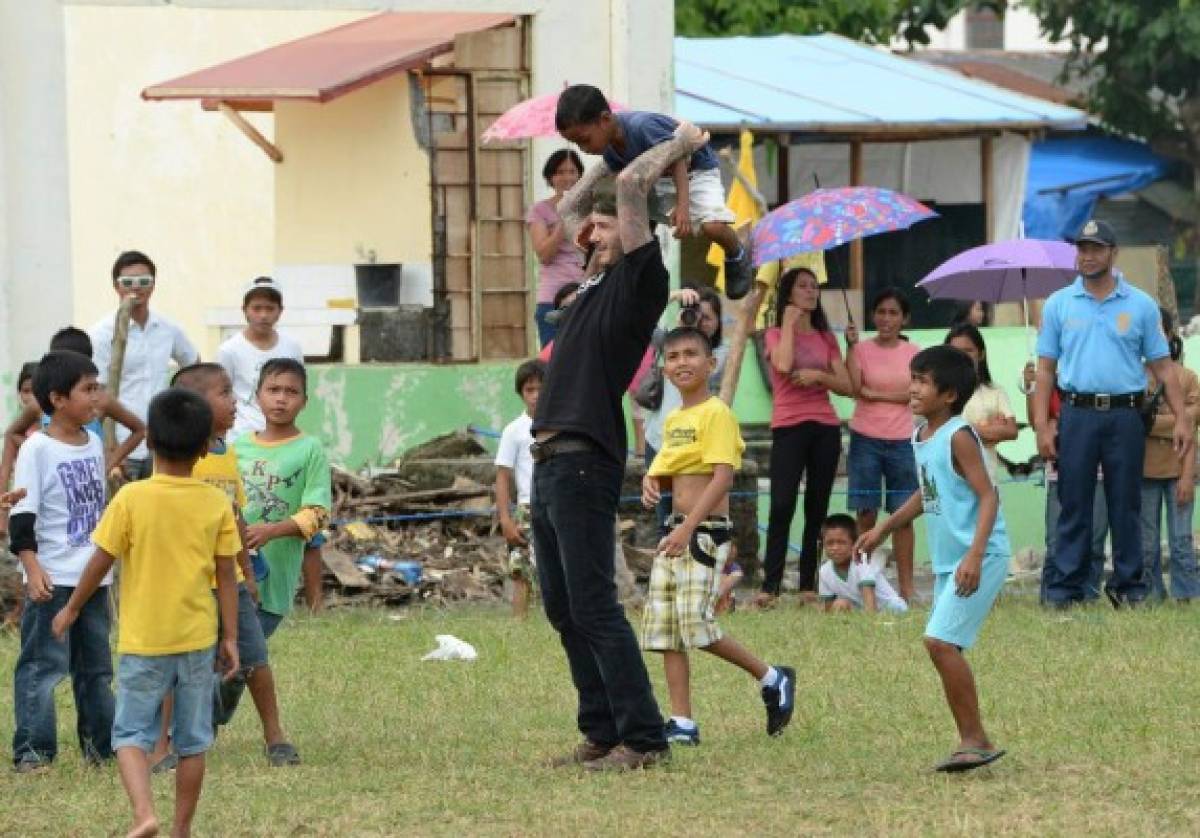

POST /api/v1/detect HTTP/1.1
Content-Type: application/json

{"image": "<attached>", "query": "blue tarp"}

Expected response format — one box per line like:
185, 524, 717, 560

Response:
1023, 136, 1174, 240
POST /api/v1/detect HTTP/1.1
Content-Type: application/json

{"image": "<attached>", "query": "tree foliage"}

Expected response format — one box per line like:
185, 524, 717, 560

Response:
1022, 0, 1200, 164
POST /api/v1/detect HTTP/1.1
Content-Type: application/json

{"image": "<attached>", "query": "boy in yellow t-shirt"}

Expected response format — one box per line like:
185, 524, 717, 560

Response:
160, 363, 299, 767
641, 327, 795, 746
53, 388, 240, 838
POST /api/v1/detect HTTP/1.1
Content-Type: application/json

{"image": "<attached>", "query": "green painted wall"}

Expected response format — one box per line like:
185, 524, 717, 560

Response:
6, 327, 1197, 565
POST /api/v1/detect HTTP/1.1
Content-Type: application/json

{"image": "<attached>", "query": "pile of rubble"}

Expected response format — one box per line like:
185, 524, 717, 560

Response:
317, 429, 762, 610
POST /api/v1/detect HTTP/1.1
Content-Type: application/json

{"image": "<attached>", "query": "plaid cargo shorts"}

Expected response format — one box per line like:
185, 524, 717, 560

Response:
505, 504, 536, 582
640, 516, 733, 651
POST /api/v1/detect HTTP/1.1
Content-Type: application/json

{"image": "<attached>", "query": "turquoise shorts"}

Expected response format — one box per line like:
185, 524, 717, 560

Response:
924, 554, 1007, 650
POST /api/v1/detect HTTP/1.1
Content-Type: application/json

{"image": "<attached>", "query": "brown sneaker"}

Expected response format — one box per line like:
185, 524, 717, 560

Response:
546, 740, 613, 768
582, 745, 670, 772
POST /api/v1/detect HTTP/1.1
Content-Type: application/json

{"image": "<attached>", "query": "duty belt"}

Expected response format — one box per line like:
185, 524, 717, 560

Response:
1060, 390, 1143, 411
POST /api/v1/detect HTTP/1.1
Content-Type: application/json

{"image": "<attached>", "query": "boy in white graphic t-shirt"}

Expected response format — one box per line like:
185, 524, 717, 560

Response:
495, 360, 545, 618
818, 514, 908, 614
8, 351, 114, 771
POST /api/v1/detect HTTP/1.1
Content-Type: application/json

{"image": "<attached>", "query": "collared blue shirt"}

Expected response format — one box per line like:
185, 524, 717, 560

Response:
1036, 275, 1168, 394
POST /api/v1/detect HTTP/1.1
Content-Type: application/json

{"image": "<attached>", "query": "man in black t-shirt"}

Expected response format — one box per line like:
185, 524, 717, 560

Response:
530, 120, 710, 772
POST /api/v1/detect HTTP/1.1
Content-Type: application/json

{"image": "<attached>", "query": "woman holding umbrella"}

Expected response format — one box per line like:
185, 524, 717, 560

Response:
757, 267, 852, 606
527, 149, 586, 347
846, 288, 921, 603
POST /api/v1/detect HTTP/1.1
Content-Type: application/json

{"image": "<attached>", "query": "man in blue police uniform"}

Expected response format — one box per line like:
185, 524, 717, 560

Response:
1033, 219, 1192, 607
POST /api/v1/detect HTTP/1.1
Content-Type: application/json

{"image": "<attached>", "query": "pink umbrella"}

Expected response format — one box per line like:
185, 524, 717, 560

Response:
481, 90, 628, 143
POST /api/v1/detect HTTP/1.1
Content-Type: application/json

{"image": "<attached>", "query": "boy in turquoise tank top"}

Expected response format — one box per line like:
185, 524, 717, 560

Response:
856, 345, 1009, 773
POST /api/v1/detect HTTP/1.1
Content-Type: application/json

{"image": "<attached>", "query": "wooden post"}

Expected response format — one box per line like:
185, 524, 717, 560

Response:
981, 135, 994, 243
849, 139, 864, 291
719, 283, 765, 406
776, 133, 790, 204
218, 102, 283, 163
103, 297, 134, 495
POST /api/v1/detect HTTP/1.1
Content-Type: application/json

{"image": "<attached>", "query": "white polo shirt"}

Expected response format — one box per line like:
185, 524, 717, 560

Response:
91, 308, 199, 459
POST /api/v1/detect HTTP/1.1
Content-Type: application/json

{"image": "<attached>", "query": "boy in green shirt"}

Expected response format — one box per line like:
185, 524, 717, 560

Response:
235, 359, 330, 766
236, 358, 331, 632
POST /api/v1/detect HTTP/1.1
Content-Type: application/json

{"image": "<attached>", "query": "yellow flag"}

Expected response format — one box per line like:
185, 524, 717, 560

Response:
753, 253, 828, 331
707, 129, 762, 293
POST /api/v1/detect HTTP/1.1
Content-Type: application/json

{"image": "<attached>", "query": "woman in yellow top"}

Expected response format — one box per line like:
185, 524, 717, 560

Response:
944, 324, 1018, 480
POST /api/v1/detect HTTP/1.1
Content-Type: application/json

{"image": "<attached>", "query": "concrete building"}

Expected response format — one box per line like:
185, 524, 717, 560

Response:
0, 0, 673, 392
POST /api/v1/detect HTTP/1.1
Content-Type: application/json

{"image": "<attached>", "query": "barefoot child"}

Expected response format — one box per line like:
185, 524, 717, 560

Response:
641, 327, 795, 745
52, 387, 240, 837
9, 352, 114, 771
494, 360, 545, 618
554, 84, 754, 299
856, 345, 1009, 772
818, 513, 907, 614
235, 358, 330, 765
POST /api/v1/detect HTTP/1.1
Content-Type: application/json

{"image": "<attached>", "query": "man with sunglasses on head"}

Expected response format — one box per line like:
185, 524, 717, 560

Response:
90, 251, 199, 480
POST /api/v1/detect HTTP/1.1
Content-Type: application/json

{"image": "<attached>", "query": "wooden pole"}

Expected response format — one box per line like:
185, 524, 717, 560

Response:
104, 297, 134, 495
777, 133, 790, 204
849, 139, 864, 291
981, 135, 995, 243
718, 283, 765, 406
217, 102, 283, 163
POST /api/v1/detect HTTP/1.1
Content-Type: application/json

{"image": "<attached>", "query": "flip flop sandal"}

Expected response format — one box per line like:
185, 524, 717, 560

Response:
266, 742, 301, 767
934, 747, 1006, 773
150, 752, 179, 775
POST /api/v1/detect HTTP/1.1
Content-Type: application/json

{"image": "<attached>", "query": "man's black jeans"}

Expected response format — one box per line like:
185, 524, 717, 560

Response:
531, 449, 666, 753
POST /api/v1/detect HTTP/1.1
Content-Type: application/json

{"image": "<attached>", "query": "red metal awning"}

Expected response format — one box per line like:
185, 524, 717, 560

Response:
142, 11, 514, 107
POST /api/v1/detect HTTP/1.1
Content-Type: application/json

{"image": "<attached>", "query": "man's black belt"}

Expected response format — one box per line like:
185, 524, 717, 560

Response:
1060, 390, 1144, 410
529, 433, 600, 463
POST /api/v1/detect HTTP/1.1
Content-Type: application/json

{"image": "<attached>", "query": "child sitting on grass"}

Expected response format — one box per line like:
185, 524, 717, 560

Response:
641, 327, 794, 746
856, 345, 1009, 772
52, 387, 241, 837
818, 513, 908, 614
494, 359, 545, 619
554, 84, 754, 299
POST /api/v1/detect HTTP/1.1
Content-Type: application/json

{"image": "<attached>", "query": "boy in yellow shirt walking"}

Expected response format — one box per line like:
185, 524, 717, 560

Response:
641, 327, 795, 745
53, 388, 241, 838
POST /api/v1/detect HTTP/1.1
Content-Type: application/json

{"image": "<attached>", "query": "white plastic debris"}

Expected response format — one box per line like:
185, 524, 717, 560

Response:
421, 634, 478, 661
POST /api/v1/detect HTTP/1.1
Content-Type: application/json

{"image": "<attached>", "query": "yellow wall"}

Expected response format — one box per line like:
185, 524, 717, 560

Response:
63, 6, 365, 355
274, 74, 431, 266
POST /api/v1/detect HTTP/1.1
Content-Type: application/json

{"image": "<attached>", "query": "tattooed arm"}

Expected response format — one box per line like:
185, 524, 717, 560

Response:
559, 160, 612, 243
616, 121, 709, 253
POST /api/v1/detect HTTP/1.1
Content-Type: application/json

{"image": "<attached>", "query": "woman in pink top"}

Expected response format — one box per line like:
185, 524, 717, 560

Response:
527, 150, 586, 347
846, 287, 920, 601
757, 268, 852, 605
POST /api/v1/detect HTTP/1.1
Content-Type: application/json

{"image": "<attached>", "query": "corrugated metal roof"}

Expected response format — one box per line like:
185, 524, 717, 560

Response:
675, 34, 1088, 134
143, 12, 514, 105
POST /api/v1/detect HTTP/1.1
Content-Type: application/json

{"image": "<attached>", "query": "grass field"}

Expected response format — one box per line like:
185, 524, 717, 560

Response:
2, 596, 1199, 836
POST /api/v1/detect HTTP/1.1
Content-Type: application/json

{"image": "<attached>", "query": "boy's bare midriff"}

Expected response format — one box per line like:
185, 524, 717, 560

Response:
669, 472, 730, 518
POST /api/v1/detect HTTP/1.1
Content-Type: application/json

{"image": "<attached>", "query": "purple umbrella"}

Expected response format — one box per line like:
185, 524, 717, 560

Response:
916, 239, 1078, 303
752, 187, 937, 267
917, 238, 1078, 359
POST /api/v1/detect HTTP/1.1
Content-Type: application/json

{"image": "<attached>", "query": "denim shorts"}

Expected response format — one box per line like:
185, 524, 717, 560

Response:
113, 648, 215, 757
257, 607, 285, 640
847, 431, 919, 513
217, 584, 268, 670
